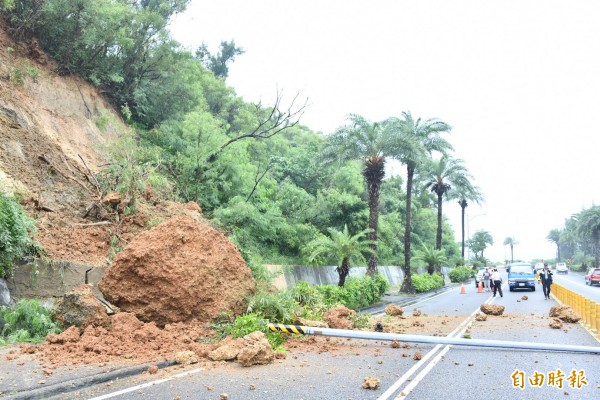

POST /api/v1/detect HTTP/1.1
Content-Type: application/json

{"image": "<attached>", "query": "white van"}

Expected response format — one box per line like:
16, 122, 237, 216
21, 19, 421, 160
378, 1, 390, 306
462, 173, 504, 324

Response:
556, 262, 568, 274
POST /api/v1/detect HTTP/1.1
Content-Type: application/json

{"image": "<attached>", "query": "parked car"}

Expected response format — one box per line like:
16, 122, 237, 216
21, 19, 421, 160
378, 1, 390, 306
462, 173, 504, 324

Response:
556, 262, 568, 274
507, 263, 536, 291
585, 268, 600, 286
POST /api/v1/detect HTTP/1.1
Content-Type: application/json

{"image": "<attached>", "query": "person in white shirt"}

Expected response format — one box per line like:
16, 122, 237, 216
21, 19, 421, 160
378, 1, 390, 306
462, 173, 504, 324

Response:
492, 268, 503, 297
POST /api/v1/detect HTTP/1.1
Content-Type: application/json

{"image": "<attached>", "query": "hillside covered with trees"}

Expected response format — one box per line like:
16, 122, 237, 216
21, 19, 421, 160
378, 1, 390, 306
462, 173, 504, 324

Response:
0, 0, 485, 293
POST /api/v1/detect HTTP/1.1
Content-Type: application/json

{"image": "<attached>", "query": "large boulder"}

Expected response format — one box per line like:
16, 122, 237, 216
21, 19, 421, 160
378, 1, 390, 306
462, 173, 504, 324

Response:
98, 216, 256, 326
53, 284, 112, 329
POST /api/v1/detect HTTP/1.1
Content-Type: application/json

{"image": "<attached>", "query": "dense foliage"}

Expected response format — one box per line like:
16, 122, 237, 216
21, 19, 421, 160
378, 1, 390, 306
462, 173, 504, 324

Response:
0, 299, 62, 344
0, 1, 467, 276
0, 193, 39, 277
448, 266, 473, 283
411, 272, 444, 293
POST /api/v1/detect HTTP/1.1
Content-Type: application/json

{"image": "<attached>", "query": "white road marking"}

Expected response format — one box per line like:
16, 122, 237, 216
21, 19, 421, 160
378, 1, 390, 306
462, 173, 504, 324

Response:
86, 368, 203, 400
377, 286, 501, 400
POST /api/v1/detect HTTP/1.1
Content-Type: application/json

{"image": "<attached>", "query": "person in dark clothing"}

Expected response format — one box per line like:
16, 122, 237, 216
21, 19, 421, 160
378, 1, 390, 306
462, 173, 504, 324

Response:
540, 263, 553, 299
492, 268, 503, 297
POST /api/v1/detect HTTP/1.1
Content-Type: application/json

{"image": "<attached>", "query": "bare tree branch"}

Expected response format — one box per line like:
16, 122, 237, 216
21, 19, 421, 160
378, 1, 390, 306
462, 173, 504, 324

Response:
206, 89, 307, 163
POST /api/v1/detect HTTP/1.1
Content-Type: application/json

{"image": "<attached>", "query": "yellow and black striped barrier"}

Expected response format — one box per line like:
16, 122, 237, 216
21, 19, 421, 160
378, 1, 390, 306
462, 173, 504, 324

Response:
267, 323, 307, 335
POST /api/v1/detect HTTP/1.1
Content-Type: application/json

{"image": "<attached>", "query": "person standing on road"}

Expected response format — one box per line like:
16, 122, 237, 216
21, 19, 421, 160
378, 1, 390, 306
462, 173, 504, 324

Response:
492, 268, 503, 297
483, 267, 491, 292
540, 263, 553, 299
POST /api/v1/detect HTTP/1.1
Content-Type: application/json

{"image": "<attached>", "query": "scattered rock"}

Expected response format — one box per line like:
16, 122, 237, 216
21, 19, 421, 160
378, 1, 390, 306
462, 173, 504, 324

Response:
293, 317, 328, 328
549, 318, 564, 329
412, 309, 422, 317
549, 305, 581, 323
323, 306, 356, 330
174, 351, 198, 365
99, 216, 256, 327
475, 313, 487, 321
411, 320, 424, 327
391, 340, 400, 348
52, 285, 112, 329
220, 393, 228, 400
413, 351, 423, 360
236, 331, 275, 367
361, 376, 380, 389
147, 365, 159, 374
385, 304, 404, 316
521, 296, 528, 300
249, 384, 255, 390
209, 339, 242, 361
480, 304, 505, 315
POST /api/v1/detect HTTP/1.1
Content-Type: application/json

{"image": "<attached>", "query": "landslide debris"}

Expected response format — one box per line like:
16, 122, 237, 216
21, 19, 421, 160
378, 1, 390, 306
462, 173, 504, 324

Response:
549, 305, 581, 323
98, 215, 256, 327
52, 284, 112, 329
480, 304, 505, 316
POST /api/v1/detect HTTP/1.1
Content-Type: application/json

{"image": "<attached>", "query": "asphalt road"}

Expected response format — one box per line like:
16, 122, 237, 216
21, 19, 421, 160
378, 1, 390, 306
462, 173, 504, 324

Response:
42, 270, 600, 400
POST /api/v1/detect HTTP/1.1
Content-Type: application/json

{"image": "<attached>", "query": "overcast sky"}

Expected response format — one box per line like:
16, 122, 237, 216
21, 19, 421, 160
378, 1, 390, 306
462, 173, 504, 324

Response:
170, 0, 600, 263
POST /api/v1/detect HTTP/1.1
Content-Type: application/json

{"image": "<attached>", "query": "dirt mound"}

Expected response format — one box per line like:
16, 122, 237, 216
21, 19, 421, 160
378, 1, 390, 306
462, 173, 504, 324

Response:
98, 216, 256, 326
29, 312, 216, 367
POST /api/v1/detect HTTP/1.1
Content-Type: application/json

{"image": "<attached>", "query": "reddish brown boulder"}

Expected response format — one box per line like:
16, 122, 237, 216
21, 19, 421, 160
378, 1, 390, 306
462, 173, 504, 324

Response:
98, 216, 256, 326
323, 306, 356, 330
236, 331, 275, 367
53, 285, 111, 329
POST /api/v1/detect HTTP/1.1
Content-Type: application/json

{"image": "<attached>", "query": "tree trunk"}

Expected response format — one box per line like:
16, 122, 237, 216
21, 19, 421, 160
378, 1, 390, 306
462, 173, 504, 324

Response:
365, 164, 383, 276
459, 201, 466, 260
510, 245, 514, 263
436, 193, 443, 250
400, 165, 416, 294
337, 258, 350, 287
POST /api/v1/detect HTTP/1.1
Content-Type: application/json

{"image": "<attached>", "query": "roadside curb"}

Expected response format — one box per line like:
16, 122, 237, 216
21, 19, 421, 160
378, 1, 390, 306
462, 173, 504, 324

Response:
358, 284, 457, 315
5, 360, 176, 400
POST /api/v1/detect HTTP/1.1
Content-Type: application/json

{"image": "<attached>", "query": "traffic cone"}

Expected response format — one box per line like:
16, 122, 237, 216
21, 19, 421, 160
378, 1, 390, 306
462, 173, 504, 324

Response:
478, 281, 484, 293
460, 283, 466, 294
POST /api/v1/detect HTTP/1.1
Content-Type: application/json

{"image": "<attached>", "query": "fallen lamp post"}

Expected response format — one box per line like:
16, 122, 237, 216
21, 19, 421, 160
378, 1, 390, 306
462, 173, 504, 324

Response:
267, 323, 600, 354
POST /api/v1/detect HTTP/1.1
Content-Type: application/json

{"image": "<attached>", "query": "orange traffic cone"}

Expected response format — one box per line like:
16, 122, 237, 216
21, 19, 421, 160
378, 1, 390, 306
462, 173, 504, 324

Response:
478, 281, 484, 293
460, 283, 466, 294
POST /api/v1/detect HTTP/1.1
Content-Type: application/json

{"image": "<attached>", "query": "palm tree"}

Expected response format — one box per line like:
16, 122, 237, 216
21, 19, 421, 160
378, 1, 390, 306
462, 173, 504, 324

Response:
546, 229, 561, 261
503, 236, 518, 263
469, 230, 494, 260
453, 185, 484, 260
413, 243, 447, 275
575, 206, 600, 267
306, 225, 374, 286
423, 155, 472, 251
385, 111, 452, 293
324, 114, 398, 276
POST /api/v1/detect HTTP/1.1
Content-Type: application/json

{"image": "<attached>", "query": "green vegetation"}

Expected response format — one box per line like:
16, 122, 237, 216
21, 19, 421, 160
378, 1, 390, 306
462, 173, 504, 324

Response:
0, 299, 62, 344
411, 272, 444, 293
0, 193, 40, 278
0, 1, 478, 288
448, 266, 473, 283
217, 275, 388, 349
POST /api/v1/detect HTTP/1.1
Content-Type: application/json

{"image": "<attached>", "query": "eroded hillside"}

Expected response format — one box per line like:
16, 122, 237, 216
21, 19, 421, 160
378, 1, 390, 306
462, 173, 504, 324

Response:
0, 22, 202, 267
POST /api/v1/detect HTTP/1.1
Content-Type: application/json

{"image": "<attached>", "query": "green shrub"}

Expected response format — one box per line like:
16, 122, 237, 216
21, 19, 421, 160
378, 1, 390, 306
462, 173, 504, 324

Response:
0, 299, 62, 343
314, 274, 389, 310
246, 291, 298, 324
0, 192, 40, 277
448, 266, 473, 283
214, 312, 286, 349
412, 273, 444, 293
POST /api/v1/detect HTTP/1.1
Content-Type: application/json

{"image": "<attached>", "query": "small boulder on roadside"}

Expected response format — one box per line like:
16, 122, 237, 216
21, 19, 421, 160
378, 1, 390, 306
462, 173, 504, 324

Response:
236, 331, 274, 367
174, 351, 198, 365
385, 304, 404, 316
549, 305, 581, 323
46, 326, 80, 344
361, 376, 380, 389
549, 318, 563, 329
475, 313, 487, 321
480, 304, 505, 316
323, 306, 356, 330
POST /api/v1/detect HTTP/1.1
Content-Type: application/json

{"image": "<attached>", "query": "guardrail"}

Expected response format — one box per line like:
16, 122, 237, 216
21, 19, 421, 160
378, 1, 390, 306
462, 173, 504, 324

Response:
552, 283, 599, 339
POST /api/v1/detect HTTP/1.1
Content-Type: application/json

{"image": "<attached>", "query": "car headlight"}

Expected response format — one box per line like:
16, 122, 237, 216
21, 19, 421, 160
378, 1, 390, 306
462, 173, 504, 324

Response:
527, 278, 535, 283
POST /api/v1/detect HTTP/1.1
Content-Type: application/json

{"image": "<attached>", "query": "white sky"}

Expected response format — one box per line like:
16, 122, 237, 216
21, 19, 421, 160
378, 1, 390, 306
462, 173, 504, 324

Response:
170, 0, 600, 263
